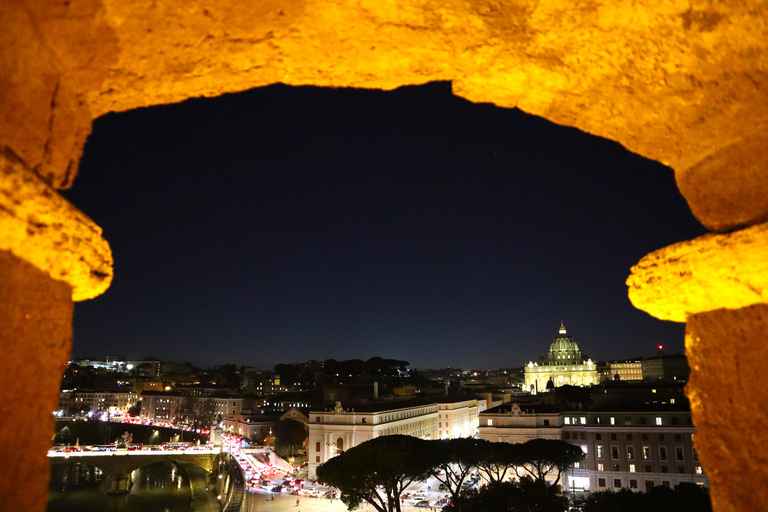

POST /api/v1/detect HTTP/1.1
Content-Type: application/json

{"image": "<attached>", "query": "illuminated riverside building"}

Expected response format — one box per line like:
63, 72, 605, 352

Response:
524, 323, 598, 393
58, 390, 138, 415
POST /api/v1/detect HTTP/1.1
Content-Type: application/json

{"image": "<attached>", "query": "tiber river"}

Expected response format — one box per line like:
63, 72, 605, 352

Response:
47, 460, 213, 512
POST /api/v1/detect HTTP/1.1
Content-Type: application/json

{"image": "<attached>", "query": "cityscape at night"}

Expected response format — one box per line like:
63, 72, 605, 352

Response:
51, 80, 711, 512
50, 323, 704, 511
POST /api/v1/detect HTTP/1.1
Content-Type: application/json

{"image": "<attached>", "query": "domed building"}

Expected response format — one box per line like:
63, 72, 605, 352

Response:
524, 322, 598, 393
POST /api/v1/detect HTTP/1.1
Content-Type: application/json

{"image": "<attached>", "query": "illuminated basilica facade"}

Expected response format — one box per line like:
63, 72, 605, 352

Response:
525, 322, 598, 393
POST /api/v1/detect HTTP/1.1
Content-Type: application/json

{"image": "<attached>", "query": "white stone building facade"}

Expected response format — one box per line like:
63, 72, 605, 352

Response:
308, 398, 481, 479
479, 404, 709, 493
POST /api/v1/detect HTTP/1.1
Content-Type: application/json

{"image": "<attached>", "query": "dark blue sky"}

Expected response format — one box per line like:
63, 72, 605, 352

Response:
63, 82, 705, 370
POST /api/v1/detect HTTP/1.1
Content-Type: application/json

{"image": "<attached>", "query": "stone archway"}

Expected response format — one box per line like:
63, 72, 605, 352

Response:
1, 2, 767, 511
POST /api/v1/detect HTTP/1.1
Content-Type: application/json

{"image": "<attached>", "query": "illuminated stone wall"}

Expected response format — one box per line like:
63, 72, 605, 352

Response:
1, 1, 766, 510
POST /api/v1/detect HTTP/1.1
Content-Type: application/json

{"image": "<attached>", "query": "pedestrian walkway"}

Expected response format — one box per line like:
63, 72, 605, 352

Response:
242, 492, 436, 511
243, 493, 351, 511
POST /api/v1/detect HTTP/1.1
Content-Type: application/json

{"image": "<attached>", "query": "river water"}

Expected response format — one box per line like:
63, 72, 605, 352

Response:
47, 460, 212, 512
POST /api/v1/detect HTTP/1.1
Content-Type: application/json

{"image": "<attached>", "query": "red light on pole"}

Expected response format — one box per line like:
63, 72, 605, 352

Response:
658, 345, 663, 350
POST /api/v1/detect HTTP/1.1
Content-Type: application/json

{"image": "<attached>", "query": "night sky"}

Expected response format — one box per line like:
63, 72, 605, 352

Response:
63, 82, 706, 371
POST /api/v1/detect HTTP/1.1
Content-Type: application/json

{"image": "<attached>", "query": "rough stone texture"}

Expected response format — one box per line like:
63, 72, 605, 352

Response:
676, 130, 768, 232
0, 152, 113, 301
627, 222, 768, 322
0, 250, 73, 511
0, 0, 117, 188
686, 306, 768, 512
1, 0, 767, 229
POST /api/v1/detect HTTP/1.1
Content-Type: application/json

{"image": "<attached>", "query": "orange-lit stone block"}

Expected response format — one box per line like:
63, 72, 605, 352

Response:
0, 250, 73, 511
0, 153, 112, 301
686, 306, 768, 512
627, 222, 768, 322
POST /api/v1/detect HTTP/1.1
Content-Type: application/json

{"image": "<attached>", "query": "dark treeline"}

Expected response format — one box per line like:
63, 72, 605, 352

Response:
576, 484, 712, 512
317, 435, 711, 512
274, 357, 411, 388
317, 436, 583, 512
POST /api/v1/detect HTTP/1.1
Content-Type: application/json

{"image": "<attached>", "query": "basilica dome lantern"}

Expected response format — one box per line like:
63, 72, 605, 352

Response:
547, 322, 583, 365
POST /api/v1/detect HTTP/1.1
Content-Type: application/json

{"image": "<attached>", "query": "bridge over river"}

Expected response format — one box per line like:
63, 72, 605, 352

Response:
48, 446, 248, 511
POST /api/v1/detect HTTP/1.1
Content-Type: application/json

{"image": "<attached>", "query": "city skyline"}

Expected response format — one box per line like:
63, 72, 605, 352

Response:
69, 330, 678, 373
63, 82, 705, 370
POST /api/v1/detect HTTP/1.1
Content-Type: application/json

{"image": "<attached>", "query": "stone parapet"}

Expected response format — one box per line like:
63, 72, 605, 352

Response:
686, 306, 768, 512
626, 222, 768, 322
0, 152, 113, 301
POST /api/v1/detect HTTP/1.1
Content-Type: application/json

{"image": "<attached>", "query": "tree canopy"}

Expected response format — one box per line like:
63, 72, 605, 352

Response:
513, 438, 584, 486
428, 438, 483, 501
474, 439, 528, 484
577, 483, 712, 512
449, 478, 569, 512
317, 435, 436, 512
272, 418, 308, 457
317, 436, 584, 511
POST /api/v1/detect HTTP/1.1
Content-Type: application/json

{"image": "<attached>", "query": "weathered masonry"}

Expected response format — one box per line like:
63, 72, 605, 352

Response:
1, 2, 766, 511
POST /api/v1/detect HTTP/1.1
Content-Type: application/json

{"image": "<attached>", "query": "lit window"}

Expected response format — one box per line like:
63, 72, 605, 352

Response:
656, 417, 662, 425
565, 417, 571, 425
596, 446, 604, 459
487, 419, 493, 426
610, 417, 615, 425
629, 464, 636, 472
597, 464, 604, 471
643, 446, 651, 460
580, 417, 586, 425
581, 445, 588, 454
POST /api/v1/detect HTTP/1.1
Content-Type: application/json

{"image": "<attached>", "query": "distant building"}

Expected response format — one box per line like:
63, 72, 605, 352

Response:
308, 397, 482, 479
262, 391, 316, 414
437, 398, 481, 439
224, 408, 308, 442
198, 396, 243, 418
224, 413, 281, 441
524, 323, 598, 393
132, 380, 164, 393
140, 391, 184, 422
241, 369, 285, 395
478, 389, 708, 493
58, 390, 138, 416
602, 361, 644, 382
641, 354, 690, 382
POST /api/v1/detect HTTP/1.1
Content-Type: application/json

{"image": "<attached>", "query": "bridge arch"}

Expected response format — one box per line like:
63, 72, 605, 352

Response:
48, 452, 219, 477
